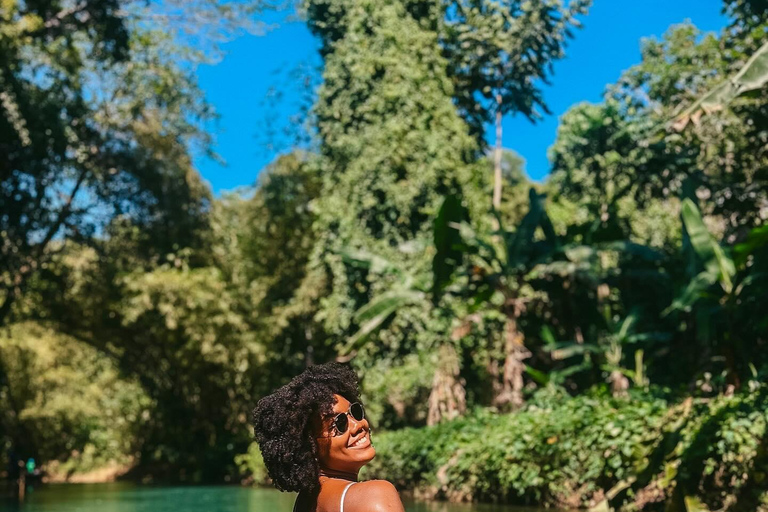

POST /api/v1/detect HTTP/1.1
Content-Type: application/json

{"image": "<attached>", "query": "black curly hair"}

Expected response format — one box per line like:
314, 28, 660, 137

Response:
252, 362, 361, 495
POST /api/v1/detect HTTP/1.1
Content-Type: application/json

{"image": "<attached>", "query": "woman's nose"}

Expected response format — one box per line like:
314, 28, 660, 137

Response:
349, 416, 367, 434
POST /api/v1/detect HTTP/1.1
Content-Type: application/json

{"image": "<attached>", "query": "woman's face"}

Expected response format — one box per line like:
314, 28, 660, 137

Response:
315, 394, 375, 474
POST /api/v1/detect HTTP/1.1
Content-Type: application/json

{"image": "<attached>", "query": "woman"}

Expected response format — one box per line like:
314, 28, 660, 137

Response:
253, 362, 406, 512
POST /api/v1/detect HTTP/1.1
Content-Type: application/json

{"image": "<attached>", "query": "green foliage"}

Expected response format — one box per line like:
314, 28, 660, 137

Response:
364, 391, 670, 506
110, 262, 262, 481
210, 152, 332, 388
2, 0, 767, 506
234, 442, 269, 485
674, 40, 768, 130
442, 0, 591, 140
360, 353, 436, 429
365, 386, 768, 510
0, 0, 229, 327
311, 0, 482, 254
303, 0, 487, 427
0, 322, 149, 473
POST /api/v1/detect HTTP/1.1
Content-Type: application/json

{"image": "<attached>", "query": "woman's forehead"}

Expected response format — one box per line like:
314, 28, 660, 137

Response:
331, 393, 350, 412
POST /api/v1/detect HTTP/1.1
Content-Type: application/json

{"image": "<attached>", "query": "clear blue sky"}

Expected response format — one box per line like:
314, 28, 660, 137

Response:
194, 0, 729, 194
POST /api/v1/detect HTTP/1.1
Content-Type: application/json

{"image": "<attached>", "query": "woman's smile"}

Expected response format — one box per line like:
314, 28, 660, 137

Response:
348, 431, 371, 449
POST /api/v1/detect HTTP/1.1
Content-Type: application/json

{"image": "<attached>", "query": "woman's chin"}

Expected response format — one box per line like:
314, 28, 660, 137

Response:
349, 444, 376, 463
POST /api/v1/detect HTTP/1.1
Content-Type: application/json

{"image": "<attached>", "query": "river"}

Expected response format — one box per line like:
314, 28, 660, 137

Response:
0, 483, 554, 512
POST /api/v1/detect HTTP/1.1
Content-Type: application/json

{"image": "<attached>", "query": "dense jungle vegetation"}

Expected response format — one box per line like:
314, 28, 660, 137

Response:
1, 0, 767, 510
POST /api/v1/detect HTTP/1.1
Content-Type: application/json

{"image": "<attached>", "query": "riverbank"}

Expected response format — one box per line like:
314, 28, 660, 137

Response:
13, 386, 766, 510
359, 387, 768, 511
43, 460, 134, 484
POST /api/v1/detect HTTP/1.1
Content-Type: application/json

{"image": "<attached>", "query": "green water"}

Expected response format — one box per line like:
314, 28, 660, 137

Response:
0, 483, 550, 512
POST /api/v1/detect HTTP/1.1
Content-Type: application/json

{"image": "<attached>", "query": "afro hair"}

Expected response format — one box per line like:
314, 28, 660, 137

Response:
252, 362, 361, 495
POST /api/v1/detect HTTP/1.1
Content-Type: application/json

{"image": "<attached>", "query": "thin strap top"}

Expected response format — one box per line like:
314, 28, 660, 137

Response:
340, 482, 356, 512
292, 481, 357, 512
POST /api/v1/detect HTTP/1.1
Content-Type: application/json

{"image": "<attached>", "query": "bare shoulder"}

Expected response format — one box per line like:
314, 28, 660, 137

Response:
345, 480, 405, 512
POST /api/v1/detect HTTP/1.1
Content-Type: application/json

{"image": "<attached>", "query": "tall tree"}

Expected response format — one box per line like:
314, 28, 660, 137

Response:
299, 0, 489, 424
304, 0, 484, 336
441, 0, 590, 212
212, 152, 331, 389
0, 0, 265, 327
304, 0, 591, 213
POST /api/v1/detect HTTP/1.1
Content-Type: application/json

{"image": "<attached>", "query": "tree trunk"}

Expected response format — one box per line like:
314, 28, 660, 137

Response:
493, 93, 503, 212
493, 312, 531, 411
608, 370, 630, 398
427, 344, 466, 426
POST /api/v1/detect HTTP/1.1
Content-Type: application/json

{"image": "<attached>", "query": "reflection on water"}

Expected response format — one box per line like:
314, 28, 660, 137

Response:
0, 483, 553, 512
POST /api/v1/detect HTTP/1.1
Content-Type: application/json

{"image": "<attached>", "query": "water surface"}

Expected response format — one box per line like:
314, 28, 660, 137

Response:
0, 483, 550, 512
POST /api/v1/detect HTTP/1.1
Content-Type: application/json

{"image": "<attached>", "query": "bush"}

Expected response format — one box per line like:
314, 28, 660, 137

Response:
235, 442, 269, 485
0, 322, 149, 475
363, 386, 768, 511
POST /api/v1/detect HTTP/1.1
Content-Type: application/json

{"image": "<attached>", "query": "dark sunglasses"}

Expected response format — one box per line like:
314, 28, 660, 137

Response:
320, 402, 365, 437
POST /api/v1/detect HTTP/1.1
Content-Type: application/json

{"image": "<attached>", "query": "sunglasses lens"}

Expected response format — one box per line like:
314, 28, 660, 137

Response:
350, 402, 365, 421
333, 413, 348, 435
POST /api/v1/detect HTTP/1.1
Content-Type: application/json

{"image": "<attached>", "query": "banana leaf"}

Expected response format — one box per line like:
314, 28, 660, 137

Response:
506, 188, 556, 269
433, 194, 469, 297
663, 272, 718, 315
343, 290, 425, 355
673, 40, 768, 130
681, 199, 735, 293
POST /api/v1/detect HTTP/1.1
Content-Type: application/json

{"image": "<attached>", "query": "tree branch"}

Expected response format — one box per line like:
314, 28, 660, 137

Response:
0, 168, 90, 326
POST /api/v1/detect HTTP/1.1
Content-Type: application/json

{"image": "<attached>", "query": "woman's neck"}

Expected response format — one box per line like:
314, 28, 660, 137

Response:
318, 467, 359, 482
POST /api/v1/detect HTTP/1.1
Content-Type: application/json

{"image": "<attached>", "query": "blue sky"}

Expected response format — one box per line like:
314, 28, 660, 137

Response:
194, 0, 729, 194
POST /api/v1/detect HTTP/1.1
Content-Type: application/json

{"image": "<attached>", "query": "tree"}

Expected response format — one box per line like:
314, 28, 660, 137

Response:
298, 0, 491, 425
303, 0, 591, 213
546, 7, 768, 391
664, 199, 768, 389
440, 0, 590, 212
1, 0, 269, 479
547, 101, 682, 246
433, 188, 563, 409
212, 152, 332, 389
43, 242, 264, 481
0, 322, 148, 473
0, 0, 267, 327
610, 22, 767, 239
304, 0, 484, 339
673, 40, 768, 129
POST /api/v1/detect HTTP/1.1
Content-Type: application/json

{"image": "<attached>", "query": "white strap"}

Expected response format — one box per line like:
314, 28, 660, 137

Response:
339, 482, 356, 512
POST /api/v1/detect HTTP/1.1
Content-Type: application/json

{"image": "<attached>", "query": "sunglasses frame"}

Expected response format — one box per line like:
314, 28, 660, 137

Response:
316, 402, 365, 438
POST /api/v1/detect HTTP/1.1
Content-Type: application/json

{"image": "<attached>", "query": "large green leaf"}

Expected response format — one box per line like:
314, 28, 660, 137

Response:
681, 199, 735, 293
673, 40, 768, 130
433, 194, 469, 298
506, 188, 544, 267
733, 224, 768, 267
664, 271, 718, 316
506, 188, 559, 270
524, 365, 550, 386
343, 290, 425, 355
